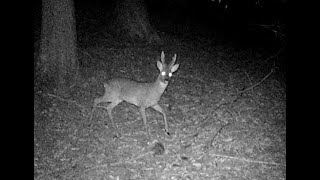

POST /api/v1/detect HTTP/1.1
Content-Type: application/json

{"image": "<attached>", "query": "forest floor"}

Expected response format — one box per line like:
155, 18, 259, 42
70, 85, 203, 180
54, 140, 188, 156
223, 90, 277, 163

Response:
34, 30, 286, 179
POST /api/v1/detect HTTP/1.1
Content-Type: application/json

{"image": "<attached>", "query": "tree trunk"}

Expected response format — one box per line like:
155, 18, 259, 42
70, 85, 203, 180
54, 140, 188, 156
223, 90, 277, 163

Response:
110, 0, 160, 44
39, 0, 79, 92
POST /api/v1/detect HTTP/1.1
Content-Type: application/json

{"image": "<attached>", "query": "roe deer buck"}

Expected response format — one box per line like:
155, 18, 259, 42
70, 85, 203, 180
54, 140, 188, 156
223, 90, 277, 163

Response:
89, 51, 179, 137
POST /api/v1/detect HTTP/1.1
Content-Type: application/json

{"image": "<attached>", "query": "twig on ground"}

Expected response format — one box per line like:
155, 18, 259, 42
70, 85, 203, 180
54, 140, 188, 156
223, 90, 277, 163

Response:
47, 93, 86, 109
204, 123, 231, 150
209, 153, 285, 166
264, 46, 284, 63
229, 69, 274, 95
80, 50, 93, 60
244, 71, 254, 94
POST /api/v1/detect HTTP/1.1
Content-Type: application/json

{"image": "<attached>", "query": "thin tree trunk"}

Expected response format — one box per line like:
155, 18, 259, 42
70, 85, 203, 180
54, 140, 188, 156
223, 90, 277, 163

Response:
39, 0, 79, 92
110, 0, 160, 44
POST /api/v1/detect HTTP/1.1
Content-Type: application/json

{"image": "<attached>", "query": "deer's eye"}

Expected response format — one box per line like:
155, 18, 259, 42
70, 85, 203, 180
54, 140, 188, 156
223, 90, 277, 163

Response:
161, 71, 166, 76
168, 72, 172, 77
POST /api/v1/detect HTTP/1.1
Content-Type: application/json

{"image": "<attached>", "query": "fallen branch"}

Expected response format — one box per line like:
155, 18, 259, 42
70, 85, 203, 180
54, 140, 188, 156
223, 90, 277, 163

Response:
229, 69, 274, 95
204, 123, 231, 150
209, 153, 285, 166
244, 71, 254, 94
47, 93, 86, 109
264, 46, 284, 63
80, 50, 93, 60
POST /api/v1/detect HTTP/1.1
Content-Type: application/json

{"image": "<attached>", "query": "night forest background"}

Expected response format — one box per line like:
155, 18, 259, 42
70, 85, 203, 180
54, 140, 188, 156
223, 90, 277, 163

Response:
34, 0, 287, 179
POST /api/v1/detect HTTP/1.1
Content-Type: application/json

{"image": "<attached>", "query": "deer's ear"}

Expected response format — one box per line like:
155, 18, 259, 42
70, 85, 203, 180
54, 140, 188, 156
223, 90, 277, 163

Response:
170, 64, 179, 73
157, 60, 163, 71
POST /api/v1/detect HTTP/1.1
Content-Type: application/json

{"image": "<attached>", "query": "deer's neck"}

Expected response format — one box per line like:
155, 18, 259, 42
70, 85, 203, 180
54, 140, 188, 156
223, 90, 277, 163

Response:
153, 75, 168, 96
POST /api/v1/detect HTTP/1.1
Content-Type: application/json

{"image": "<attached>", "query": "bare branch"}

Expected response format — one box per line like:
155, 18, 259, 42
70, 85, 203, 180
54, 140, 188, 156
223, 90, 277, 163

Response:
47, 93, 86, 109
229, 69, 274, 95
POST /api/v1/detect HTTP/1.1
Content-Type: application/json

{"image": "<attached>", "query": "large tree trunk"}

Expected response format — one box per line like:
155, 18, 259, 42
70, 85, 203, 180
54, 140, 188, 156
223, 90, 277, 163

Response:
110, 0, 160, 44
39, 0, 79, 92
